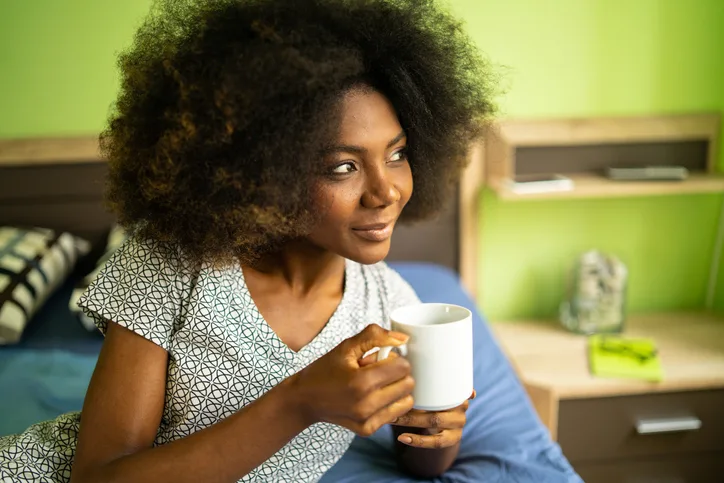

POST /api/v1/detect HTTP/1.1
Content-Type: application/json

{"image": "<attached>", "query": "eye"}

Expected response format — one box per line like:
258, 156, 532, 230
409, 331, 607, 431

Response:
389, 148, 408, 163
330, 161, 357, 175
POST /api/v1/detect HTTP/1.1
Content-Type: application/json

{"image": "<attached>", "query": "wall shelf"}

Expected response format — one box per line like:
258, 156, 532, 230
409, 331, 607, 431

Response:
491, 172, 724, 201
484, 113, 722, 200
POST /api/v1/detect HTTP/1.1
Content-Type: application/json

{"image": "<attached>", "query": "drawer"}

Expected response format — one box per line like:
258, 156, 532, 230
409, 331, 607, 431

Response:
558, 389, 724, 463
575, 451, 724, 483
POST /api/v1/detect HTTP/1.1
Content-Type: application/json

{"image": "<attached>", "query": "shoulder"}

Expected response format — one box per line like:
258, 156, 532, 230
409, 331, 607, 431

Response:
110, 235, 192, 271
77, 235, 201, 350
98, 234, 203, 287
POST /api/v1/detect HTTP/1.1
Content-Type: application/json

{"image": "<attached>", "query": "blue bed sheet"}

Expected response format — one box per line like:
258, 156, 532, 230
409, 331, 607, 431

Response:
1, 272, 102, 435
0, 262, 580, 482
0, 349, 98, 436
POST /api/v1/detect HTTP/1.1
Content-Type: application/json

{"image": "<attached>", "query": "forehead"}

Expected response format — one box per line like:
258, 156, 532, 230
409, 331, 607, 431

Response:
336, 88, 402, 143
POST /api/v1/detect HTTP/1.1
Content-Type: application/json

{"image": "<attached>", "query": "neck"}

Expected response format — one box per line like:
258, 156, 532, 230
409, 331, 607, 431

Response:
244, 239, 345, 294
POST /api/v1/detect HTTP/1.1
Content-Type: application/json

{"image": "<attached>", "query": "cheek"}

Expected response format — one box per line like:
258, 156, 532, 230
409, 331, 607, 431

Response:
397, 164, 414, 205
312, 184, 360, 224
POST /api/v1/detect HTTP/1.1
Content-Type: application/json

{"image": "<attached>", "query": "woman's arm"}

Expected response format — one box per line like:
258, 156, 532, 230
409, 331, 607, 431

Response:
71, 322, 413, 483
70, 322, 310, 483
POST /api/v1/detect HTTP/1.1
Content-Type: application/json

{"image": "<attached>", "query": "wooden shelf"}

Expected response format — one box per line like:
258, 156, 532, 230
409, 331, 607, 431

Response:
494, 113, 721, 148
0, 136, 101, 166
491, 172, 724, 200
491, 312, 724, 400
484, 114, 723, 201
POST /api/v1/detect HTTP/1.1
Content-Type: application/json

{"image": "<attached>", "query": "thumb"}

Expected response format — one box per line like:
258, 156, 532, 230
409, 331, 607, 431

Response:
346, 324, 408, 361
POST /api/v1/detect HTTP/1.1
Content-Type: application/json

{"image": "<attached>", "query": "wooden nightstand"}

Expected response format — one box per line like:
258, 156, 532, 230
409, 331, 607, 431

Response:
491, 312, 724, 483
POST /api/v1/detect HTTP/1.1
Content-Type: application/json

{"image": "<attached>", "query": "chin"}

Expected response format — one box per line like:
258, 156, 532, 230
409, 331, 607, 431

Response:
345, 240, 392, 265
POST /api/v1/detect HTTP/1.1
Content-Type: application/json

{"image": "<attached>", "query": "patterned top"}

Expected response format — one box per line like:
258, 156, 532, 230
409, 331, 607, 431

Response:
0, 237, 420, 482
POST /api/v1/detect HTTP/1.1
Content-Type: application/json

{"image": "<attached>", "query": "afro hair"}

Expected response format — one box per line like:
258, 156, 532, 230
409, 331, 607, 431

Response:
101, 0, 496, 264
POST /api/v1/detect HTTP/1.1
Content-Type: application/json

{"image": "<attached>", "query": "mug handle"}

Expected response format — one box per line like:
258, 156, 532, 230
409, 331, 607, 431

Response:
376, 344, 408, 361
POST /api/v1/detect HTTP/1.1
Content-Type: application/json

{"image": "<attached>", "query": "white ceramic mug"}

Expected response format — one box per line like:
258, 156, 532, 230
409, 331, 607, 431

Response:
377, 303, 473, 411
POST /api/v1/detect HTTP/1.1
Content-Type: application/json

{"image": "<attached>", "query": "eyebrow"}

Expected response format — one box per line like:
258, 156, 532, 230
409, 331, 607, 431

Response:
324, 130, 407, 155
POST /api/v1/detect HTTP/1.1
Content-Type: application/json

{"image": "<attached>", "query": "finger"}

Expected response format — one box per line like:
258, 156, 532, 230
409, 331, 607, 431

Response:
359, 350, 399, 368
359, 354, 410, 389
351, 375, 415, 422
392, 408, 466, 430
358, 352, 377, 367
345, 324, 408, 362
348, 395, 415, 437
397, 429, 463, 449
471, 389, 477, 399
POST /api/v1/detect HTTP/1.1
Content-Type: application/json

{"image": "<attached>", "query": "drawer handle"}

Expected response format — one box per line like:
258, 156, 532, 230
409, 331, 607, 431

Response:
635, 417, 702, 435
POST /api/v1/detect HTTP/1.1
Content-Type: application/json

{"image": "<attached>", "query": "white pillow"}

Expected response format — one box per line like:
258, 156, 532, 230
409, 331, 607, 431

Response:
0, 227, 90, 344
69, 226, 128, 332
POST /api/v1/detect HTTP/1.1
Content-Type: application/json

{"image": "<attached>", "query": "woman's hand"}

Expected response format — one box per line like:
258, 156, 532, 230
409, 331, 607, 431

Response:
358, 350, 476, 448
391, 390, 476, 449
291, 324, 415, 437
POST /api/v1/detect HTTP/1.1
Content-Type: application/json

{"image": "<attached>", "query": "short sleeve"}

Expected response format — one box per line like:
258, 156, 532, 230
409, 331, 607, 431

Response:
77, 236, 195, 351
384, 264, 421, 312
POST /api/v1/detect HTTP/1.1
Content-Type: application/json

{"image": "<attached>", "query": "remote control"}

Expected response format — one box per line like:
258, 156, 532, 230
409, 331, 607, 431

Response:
606, 166, 689, 181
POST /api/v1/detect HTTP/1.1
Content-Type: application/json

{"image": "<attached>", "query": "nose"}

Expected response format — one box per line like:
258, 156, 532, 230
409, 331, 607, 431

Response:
361, 167, 401, 209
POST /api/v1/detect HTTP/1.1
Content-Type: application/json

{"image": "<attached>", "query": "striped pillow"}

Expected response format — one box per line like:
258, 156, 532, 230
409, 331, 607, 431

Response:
0, 227, 90, 345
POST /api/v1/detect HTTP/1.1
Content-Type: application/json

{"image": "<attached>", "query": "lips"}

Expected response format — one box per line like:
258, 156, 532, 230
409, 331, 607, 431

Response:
352, 221, 395, 242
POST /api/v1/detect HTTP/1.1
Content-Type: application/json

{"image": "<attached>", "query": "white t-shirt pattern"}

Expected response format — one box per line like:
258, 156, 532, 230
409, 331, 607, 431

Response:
0, 236, 420, 482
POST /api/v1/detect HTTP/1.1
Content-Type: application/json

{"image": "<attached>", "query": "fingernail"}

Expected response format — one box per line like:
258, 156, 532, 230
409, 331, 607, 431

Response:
398, 435, 413, 445
391, 417, 398, 423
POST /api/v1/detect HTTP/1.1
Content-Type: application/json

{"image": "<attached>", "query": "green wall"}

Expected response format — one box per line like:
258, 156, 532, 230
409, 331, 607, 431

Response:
0, 1, 150, 137
452, 0, 724, 320
714, 220, 724, 312
1, 0, 723, 318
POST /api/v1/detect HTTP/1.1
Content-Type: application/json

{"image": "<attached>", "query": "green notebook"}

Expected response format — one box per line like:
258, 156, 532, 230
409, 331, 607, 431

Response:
588, 335, 664, 382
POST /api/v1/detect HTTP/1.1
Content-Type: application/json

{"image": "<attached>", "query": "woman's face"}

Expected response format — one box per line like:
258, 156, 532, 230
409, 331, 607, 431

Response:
306, 88, 413, 265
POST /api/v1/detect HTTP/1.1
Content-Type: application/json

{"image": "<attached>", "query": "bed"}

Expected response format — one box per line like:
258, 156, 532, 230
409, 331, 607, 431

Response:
0, 137, 581, 482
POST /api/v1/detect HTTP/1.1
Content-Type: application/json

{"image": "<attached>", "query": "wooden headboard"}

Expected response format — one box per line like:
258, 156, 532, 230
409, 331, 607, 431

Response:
0, 139, 113, 250
0, 137, 483, 296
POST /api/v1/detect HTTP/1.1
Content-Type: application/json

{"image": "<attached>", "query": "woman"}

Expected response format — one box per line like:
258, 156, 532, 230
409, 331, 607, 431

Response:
0, 0, 494, 481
